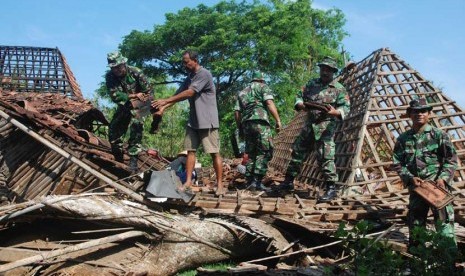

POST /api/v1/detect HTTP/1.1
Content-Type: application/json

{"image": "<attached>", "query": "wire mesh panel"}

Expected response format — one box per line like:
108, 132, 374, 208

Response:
268, 110, 308, 174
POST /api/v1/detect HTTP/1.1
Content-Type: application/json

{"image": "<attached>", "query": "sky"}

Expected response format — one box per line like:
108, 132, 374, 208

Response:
1, 0, 464, 107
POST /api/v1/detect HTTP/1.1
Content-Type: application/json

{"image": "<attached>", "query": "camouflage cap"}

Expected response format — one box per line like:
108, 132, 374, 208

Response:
107, 51, 128, 68
407, 98, 433, 113
317, 56, 338, 72
251, 71, 265, 82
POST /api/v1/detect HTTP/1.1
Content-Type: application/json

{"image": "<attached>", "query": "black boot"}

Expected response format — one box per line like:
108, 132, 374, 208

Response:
235, 176, 252, 190
111, 145, 124, 162
319, 182, 338, 202
129, 156, 138, 173
247, 177, 271, 193
245, 177, 258, 190
280, 175, 295, 191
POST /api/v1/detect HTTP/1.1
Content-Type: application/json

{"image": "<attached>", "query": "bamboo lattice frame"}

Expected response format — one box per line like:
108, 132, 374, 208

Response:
269, 48, 465, 196
0, 45, 82, 98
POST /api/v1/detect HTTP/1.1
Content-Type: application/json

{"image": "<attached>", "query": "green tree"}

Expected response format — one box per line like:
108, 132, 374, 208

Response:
99, 0, 348, 160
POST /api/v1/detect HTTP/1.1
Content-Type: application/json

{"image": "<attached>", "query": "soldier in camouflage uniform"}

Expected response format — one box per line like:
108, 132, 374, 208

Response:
393, 98, 457, 251
105, 51, 153, 172
284, 56, 350, 201
234, 72, 282, 191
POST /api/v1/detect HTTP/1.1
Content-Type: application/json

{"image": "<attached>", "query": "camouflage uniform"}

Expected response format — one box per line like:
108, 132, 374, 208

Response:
234, 81, 274, 180
106, 63, 152, 157
287, 78, 350, 183
393, 123, 457, 246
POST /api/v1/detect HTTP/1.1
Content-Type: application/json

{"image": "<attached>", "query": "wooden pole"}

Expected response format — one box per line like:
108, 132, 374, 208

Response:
0, 230, 145, 273
0, 193, 108, 222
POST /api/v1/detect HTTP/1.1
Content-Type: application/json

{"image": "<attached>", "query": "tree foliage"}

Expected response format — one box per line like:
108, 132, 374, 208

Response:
99, 0, 348, 160
335, 221, 462, 275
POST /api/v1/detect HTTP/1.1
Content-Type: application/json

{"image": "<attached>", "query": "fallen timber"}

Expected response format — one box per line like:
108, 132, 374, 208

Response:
0, 90, 168, 204
184, 190, 408, 221
0, 194, 293, 275
2, 90, 461, 274
180, 187, 465, 223
1, 46, 465, 274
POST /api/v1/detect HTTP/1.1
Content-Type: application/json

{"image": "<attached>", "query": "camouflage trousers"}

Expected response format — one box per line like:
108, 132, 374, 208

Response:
109, 103, 144, 156
408, 191, 457, 247
243, 121, 273, 180
286, 119, 338, 182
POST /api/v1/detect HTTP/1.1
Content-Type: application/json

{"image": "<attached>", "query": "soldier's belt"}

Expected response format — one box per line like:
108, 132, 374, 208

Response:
303, 101, 330, 113
413, 180, 454, 209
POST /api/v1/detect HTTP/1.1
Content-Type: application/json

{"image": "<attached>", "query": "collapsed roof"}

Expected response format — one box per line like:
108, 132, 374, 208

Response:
1, 45, 465, 274
0, 45, 169, 205
270, 47, 465, 197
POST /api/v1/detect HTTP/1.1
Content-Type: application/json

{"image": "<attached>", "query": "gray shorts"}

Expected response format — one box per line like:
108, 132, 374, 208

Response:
184, 126, 220, 153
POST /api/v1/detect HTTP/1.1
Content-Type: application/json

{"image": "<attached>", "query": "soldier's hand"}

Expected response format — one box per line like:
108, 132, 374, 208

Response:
128, 93, 146, 101
326, 105, 340, 117
275, 121, 282, 133
295, 102, 306, 111
411, 177, 423, 187
436, 179, 446, 189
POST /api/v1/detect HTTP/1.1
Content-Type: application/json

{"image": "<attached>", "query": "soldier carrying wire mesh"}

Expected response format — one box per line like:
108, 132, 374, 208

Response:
283, 56, 350, 202
392, 98, 457, 255
105, 51, 154, 172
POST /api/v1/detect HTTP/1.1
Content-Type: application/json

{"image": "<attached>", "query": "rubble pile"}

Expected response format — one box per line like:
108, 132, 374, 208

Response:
1, 46, 465, 275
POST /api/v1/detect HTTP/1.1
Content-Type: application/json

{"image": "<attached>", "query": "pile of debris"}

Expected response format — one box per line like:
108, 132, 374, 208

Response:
1, 45, 465, 275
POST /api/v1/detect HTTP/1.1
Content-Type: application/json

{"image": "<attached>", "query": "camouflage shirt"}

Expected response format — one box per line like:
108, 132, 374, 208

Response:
234, 81, 274, 124
295, 78, 350, 121
392, 124, 457, 186
105, 65, 152, 105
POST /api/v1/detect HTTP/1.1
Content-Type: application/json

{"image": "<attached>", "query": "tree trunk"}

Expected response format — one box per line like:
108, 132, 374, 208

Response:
0, 194, 291, 275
